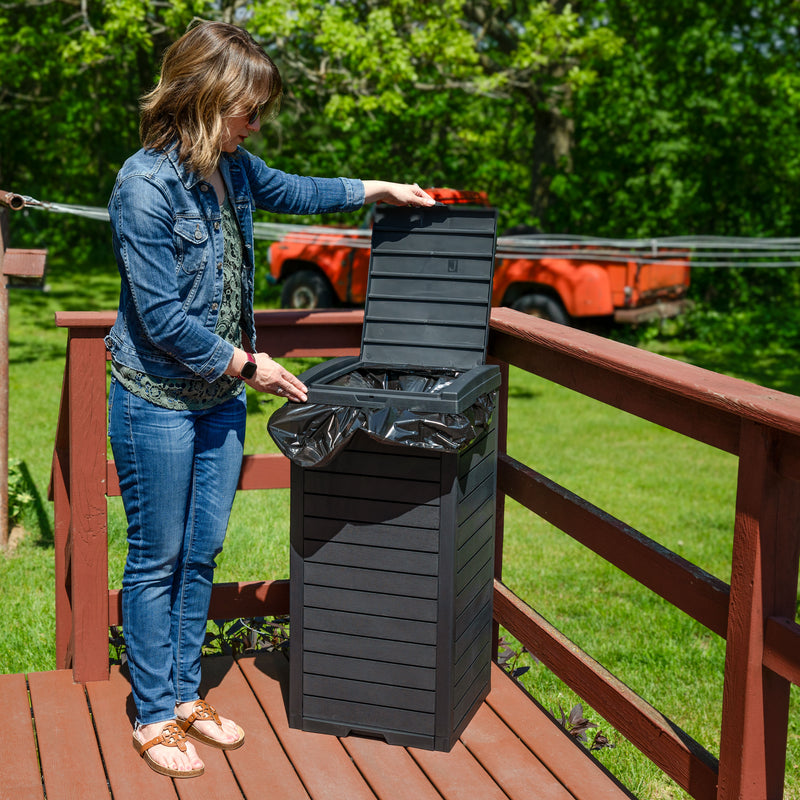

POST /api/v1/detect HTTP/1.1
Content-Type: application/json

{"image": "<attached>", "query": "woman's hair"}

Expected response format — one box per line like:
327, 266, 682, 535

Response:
140, 21, 282, 176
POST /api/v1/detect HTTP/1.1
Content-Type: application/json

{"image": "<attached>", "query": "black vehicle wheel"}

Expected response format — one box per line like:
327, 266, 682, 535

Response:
510, 293, 571, 326
281, 270, 335, 309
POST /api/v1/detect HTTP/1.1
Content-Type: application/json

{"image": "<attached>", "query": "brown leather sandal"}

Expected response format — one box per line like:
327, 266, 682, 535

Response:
132, 720, 204, 778
176, 699, 245, 750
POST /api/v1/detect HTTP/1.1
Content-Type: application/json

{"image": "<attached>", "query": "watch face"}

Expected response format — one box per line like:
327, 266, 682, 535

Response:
240, 360, 257, 379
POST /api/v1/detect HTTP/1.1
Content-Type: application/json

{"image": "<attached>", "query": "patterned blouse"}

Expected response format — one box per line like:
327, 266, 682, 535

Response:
112, 198, 245, 410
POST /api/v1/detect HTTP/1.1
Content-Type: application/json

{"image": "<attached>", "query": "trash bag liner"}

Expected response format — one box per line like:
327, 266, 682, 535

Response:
268, 367, 496, 468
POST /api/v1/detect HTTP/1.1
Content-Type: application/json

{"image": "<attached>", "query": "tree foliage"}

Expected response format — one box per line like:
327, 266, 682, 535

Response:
2, 0, 800, 278
553, 0, 800, 238
0, 0, 208, 254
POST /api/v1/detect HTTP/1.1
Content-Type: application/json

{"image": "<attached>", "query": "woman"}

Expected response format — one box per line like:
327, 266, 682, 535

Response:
106, 20, 433, 779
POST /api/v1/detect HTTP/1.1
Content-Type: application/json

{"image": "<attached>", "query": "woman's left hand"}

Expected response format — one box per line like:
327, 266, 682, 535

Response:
362, 180, 436, 207
247, 353, 308, 402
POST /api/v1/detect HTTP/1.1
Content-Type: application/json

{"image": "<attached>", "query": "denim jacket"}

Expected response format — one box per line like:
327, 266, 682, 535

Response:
105, 145, 365, 381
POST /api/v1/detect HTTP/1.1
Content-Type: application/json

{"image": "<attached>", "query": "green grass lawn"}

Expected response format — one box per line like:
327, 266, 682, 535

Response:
1, 253, 798, 798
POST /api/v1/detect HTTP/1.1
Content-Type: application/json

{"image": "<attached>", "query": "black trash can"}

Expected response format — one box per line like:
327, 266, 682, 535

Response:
270, 204, 500, 751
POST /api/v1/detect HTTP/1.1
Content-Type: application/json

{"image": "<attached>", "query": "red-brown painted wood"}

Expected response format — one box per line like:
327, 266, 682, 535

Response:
484, 664, 634, 800
718, 421, 800, 800
107, 452, 292, 496
238, 652, 378, 800
13, 655, 650, 800
200, 655, 311, 799
493, 580, 719, 800
51, 363, 72, 670
66, 331, 110, 682
0, 673, 45, 799
85, 666, 178, 799
27, 670, 110, 800
763, 616, 800, 686
237, 452, 291, 490
108, 579, 289, 626
46, 306, 800, 799
408, 740, 508, 800
498, 452, 731, 637
339, 736, 443, 800
489, 307, 800, 465
459, 701, 575, 799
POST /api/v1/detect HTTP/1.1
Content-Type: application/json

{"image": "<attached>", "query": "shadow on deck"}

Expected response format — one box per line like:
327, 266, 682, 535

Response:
3, 652, 631, 800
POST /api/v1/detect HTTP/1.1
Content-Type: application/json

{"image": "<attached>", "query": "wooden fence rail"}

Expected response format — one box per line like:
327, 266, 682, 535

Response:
50, 306, 800, 799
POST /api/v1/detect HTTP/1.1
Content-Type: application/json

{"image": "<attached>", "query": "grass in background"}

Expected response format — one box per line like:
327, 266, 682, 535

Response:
1, 254, 798, 798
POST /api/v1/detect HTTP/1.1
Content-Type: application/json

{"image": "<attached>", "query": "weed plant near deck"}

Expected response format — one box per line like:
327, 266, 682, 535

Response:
1, 254, 798, 798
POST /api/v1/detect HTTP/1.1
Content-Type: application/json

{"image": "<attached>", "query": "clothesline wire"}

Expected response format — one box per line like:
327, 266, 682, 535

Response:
13, 195, 800, 267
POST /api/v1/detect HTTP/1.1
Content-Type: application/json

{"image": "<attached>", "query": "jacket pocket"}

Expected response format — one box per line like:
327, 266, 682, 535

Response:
174, 217, 209, 274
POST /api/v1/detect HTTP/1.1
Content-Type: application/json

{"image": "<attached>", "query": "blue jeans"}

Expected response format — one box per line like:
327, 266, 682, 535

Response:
108, 379, 246, 725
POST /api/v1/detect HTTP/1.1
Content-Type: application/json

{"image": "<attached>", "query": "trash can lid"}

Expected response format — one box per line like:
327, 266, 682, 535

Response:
361, 204, 498, 371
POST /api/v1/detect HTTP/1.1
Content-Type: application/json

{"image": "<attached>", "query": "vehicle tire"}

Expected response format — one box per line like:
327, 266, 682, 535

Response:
281, 270, 335, 309
510, 293, 571, 326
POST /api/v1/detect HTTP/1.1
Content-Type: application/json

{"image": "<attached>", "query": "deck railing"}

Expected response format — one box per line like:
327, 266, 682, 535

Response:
50, 307, 800, 800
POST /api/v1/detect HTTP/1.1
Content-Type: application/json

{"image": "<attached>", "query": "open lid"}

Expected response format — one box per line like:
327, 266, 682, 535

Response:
361, 204, 498, 370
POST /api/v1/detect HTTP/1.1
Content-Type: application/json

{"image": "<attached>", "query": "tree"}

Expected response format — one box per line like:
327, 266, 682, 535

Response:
0, 0, 209, 254
244, 0, 622, 230
550, 0, 800, 237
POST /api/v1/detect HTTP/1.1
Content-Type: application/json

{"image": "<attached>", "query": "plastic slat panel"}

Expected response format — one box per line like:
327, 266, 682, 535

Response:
304, 471, 440, 505
362, 206, 498, 371
304, 675, 435, 713
320, 448, 441, 482
303, 696, 435, 737
304, 540, 439, 575
455, 601, 494, 662
303, 652, 437, 691
304, 585, 438, 621
457, 475, 495, 526
457, 516, 495, 572
304, 630, 437, 668
304, 520, 440, 552
304, 563, 439, 599
304, 494, 439, 529
304, 608, 437, 644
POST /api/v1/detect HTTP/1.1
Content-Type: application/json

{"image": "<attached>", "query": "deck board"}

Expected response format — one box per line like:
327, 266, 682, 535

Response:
28, 669, 111, 800
85, 665, 178, 799
485, 664, 635, 800
0, 673, 44, 799
4, 653, 638, 800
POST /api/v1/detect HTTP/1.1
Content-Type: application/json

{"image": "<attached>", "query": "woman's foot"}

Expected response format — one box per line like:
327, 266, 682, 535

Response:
176, 699, 245, 750
132, 720, 205, 778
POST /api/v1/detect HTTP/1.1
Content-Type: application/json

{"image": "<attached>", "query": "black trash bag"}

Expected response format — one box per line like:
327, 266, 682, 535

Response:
267, 368, 496, 468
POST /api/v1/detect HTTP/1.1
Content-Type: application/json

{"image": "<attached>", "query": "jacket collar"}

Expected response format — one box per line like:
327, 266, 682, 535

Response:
165, 144, 239, 195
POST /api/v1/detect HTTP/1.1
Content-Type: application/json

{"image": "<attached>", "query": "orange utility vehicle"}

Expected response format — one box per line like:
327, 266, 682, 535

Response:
267, 188, 691, 325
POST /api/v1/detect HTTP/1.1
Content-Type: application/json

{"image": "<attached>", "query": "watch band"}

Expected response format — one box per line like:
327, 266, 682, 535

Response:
240, 351, 257, 380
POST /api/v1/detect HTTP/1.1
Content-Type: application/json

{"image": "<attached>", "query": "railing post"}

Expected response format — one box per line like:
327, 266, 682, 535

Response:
65, 329, 109, 682
53, 361, 72, 668
491, 357, 509, 659
0, 206, 9, 549
718, 420, 800, 799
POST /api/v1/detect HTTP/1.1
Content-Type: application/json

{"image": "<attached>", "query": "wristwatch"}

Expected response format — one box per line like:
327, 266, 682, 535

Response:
240, 352, 257, 380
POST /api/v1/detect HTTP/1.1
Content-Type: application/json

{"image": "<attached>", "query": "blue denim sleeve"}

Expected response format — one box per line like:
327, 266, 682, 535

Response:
110, 177, 234, 380
241, 151, 366, 214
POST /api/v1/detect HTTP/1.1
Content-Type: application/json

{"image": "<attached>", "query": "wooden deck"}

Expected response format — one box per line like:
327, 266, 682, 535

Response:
2, 653, 633, 800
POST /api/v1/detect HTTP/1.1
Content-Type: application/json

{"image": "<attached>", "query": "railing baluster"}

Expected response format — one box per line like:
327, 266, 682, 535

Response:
718, 421, 800, 800
65, 329, 109, 682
